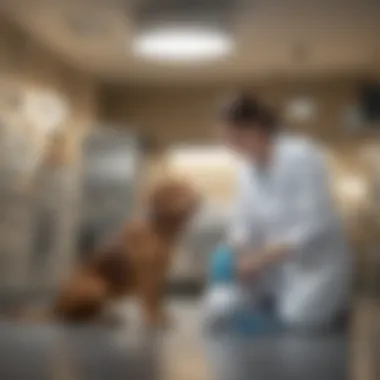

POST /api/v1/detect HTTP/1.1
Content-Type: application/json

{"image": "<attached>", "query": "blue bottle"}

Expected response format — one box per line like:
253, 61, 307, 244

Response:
208, 243, 282, 337
205, 243, 242, 335
208, 243, 236, 285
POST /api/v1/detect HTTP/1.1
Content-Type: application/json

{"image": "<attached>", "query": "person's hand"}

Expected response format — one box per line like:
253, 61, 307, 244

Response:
236, 243, 291, 281
265, 243, 291, 263
237, 255, 263, 282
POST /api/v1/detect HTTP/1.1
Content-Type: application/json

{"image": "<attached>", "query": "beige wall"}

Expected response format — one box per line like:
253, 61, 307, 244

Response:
102, 79, 363, 145
101, 78, 376, 181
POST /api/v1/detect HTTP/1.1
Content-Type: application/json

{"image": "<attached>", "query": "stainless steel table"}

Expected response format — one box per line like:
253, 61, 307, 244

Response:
0, 293, 348, 380
205, 331, 348, 380
0, 322, 158, 380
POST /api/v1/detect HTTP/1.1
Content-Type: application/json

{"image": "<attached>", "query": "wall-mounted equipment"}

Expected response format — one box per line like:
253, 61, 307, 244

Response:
359, 83, 380, 124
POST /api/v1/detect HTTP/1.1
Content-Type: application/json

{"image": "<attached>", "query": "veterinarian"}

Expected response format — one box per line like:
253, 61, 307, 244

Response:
205, 93, 352, 330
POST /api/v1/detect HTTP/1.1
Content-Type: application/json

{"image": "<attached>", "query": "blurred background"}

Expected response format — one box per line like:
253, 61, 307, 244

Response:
0, 1, 378, 379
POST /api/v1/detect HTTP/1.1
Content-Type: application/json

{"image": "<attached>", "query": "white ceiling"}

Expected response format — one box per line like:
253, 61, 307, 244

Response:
3, 0, 380, 85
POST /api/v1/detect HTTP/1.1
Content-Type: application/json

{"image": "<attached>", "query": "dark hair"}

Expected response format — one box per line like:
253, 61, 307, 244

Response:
219, 92, 278, 134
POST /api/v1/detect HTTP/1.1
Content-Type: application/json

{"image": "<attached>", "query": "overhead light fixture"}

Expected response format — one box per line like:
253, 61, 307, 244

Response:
132, 25, 234, 63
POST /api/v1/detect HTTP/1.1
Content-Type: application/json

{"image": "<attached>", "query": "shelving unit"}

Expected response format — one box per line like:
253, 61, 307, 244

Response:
79, 127, 142, 258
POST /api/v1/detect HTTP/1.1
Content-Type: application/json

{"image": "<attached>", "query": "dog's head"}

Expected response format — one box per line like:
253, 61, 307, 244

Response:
148, 178, 200, 235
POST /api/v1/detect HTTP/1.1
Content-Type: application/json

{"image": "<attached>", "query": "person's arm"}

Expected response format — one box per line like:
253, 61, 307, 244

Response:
227, 165, 254, 249
228, 165, 285, 278
228, 164, 289, 276
238, 146, 336, 279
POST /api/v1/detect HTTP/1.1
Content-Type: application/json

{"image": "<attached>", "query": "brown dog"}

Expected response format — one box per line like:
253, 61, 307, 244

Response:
14, 178, 199, 328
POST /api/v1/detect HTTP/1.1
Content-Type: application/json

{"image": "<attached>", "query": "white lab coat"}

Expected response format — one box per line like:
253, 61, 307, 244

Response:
229, 133, 352, 328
